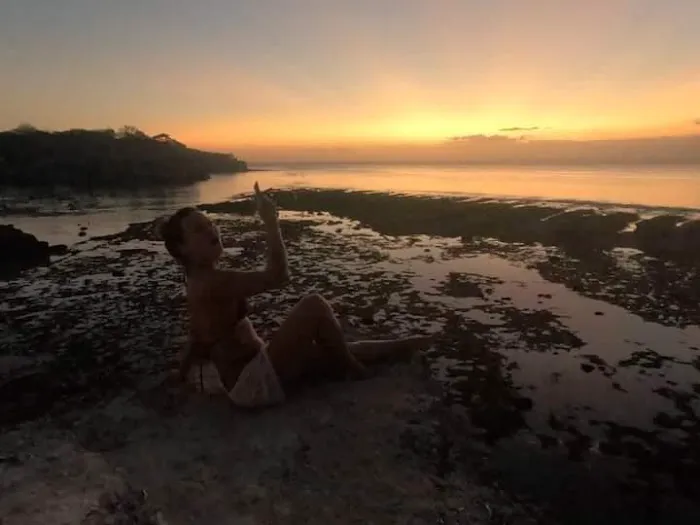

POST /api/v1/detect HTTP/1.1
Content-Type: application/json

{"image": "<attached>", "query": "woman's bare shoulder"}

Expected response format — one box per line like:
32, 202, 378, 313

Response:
210, 268, 248, 298
191, 269, 249, 301
211, 266, 288, 299
186, 272, 229, 300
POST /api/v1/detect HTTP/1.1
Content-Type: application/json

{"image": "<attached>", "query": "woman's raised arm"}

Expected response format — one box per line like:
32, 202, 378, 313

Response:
217, 183, 289, 297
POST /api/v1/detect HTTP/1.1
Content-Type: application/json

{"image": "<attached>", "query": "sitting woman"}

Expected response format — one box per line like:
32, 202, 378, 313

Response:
160, 183, 431, 409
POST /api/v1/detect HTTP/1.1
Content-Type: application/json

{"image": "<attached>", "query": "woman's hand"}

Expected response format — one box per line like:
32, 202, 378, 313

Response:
163, 367, 186, 388
254, 182, 278, 225
163, 367, 199, 393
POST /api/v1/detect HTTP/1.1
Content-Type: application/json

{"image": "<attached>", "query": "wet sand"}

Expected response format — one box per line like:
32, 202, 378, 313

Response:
1, 190, 700, 524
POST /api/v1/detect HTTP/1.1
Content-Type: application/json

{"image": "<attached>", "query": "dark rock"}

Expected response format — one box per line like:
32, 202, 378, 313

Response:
82, 485, 165, 525
566, 435, 592, 461
0, 224, 52, 278
634, 215, 684, 254
536, 433, 558, 449
676, 219, 700, 260
599, 440, 623, 456
580, 363, 595, 373
542, 209, 635, 253
653, 412, 680, 429
581, 354, 607, 366
49, 244, 69, 255
440, 273, 486, 299
633, 215, 700, 263
512, 397, 534, 411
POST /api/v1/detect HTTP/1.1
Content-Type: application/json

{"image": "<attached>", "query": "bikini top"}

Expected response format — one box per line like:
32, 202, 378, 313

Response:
189, 296, 250, 364
182, 270, 249, 342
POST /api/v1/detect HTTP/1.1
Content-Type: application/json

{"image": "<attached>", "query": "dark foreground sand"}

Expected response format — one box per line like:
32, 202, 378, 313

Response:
1, 190, 699, 524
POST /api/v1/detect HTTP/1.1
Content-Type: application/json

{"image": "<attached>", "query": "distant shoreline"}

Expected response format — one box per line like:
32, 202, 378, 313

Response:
250, 160, 700, 169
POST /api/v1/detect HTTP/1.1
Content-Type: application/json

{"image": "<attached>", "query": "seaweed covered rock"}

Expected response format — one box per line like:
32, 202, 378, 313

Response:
634, 216, 700, 263
676, 219, 700, 263
634, 215, 685, 255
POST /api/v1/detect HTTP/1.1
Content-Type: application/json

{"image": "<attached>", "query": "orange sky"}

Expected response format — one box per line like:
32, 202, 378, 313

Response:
2, 1, 699, 160
184, 70, 700, 152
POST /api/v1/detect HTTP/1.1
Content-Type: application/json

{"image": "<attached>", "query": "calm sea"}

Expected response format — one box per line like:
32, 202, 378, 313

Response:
2, 164, 699, 246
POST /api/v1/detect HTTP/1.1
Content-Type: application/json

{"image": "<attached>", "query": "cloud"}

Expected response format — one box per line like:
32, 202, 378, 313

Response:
499, 126, 540, 132
694, 119, 700, 125
448, 134, 520, 142
235, 133, 700, 163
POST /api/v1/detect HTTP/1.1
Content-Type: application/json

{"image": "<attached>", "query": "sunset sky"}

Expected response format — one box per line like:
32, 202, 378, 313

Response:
1, 0, 699, 160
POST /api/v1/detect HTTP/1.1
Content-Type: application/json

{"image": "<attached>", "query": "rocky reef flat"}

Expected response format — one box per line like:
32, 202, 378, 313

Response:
2, 190, 699, 524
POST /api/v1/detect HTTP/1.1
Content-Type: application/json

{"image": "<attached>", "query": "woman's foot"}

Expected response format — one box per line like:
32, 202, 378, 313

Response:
405, 334, 434, 347
393, 334, 435, 360
346, 333, 436, 364
346, 359, 369, 380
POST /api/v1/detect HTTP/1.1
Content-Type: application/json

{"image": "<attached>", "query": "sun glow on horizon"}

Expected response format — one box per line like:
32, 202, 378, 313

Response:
2, 0, 699, 158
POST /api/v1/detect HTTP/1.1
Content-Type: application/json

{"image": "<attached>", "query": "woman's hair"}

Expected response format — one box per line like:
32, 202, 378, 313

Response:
160, 206, 197, 265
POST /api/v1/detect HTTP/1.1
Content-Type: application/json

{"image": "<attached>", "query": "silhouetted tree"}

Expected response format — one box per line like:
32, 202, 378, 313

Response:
152, 133, 186, 148
117, 125, 148, 139
12, 123, 38, 134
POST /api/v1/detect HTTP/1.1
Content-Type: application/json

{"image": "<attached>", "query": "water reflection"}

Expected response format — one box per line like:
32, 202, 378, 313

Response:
2, 164, 700, 246
241, 164, 700, 210
0, 184, 202, 246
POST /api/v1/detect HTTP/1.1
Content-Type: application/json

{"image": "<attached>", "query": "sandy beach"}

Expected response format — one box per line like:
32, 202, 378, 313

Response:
2, 189, 699, 524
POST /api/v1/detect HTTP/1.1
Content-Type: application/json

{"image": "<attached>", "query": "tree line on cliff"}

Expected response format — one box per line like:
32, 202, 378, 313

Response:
0, 124, 247, 189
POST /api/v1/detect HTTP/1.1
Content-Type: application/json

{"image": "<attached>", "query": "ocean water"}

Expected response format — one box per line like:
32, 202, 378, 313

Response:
250, 163, 700, 210
2, 164, 700, 246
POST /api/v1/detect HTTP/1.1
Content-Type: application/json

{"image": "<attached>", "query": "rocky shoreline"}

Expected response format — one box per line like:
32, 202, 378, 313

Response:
2, 191, 699, 524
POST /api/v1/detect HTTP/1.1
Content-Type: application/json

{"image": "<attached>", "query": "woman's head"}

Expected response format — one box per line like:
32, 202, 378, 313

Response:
160, 207, 223, 269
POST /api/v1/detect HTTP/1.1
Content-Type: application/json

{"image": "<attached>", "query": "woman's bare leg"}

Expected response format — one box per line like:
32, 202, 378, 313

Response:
348, 336, 432, 363
266, 294, 366, 386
